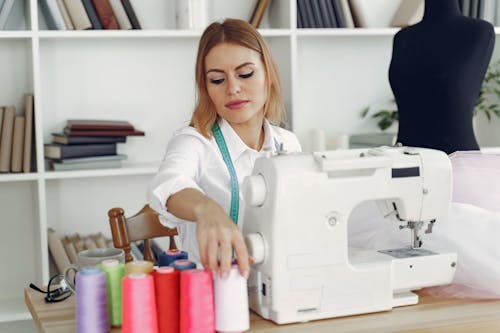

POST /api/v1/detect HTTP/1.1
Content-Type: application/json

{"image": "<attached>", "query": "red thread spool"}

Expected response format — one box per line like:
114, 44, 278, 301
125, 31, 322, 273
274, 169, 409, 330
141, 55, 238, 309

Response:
122, 273, 158, 333
180, 269, 215, 333
153, 267, 180, 333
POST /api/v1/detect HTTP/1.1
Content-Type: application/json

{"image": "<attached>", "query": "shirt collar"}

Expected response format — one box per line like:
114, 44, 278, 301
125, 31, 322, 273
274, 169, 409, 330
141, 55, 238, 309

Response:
217, 118, 275, 161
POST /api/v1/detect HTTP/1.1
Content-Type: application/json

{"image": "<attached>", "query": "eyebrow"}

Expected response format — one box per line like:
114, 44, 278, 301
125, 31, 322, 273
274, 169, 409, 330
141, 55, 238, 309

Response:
206, 62, 255, 74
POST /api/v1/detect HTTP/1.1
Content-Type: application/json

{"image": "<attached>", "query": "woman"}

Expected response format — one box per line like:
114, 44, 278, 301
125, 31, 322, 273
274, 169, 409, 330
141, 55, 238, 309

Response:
148, 18, 301, 279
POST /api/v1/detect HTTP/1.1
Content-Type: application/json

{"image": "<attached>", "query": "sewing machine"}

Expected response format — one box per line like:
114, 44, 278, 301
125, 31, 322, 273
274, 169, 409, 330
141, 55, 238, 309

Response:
242, 146, 457, 324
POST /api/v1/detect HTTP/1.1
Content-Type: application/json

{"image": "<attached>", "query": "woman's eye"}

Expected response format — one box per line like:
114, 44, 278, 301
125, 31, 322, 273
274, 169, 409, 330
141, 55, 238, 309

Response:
210, 78, 225, 85
239, 71, 254, 79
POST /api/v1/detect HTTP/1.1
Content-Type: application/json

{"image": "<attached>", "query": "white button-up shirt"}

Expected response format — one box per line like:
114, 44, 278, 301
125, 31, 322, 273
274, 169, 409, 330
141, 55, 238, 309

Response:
148, 118, 302, 263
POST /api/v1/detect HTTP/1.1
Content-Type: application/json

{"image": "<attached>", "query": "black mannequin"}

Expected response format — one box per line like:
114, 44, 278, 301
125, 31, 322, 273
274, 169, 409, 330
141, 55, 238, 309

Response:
389, 0, 495, 154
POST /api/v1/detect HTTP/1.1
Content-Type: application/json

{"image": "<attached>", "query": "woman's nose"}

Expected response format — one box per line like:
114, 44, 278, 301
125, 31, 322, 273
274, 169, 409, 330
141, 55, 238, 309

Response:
226, 76, 241, 95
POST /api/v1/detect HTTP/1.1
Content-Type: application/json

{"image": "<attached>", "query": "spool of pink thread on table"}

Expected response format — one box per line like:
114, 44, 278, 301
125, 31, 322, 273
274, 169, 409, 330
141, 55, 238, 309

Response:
122, 273, 158, 333
180, 269, 215, 333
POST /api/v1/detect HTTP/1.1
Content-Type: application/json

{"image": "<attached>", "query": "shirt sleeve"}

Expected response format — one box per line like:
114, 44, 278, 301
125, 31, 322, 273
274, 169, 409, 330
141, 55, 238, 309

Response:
147, 132, 207, 228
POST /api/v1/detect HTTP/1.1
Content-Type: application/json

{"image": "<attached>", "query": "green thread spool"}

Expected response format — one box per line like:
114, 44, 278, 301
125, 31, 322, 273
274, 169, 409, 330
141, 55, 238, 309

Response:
99, 259, 125, 327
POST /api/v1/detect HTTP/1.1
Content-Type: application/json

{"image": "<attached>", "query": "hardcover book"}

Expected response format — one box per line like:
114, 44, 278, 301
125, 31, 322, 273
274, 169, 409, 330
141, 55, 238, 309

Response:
23, 94, 35, 173
52, 133, 126, 144
63, 128, 145, 137
66, 119, 135, 130
81, 0, 103, 29
120, 0, 141, 29
0, 106, 15, 172
63, 0, 92, 30
109, 0, 132, 29
10, 115, 25, 173
44, 142, 117, 159
92, 0, 119, 29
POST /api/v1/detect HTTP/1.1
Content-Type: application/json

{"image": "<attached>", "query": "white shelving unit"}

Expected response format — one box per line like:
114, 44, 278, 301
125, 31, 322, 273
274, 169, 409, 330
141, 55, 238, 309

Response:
0, 0, 499, 326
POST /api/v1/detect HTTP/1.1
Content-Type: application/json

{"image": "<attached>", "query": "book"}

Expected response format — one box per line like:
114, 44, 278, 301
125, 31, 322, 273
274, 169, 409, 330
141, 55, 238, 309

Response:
462, 0, 471, 17
0, 106, 15, 172
64, 128, 145, 137
50, 154, 126, 164
39, 0, 67, 30
49, 159, 123, 171
0, 0, 14, 29
0, 107, 3, 141
479, 0, 496, 24
66, 119, 135, 130
317, 0, 334, 28
310, 0, 326, 28
56, 0, 75, 30
470, 0, 478, 18
81, 0, 103, 29
250, 0, 270, 28
92, 0, 119, 29
297, 0, 312, 28
109, 0, 132, 29
301, 0, 317, 28
44, 142, 117, 159
10, 115, 25, 173
349, 132, 397, 148
48, 228, 72, 274
331, 0, 346, 28
23, 94, 34, 173
391, 0, 424, 28
120, 0, 141, 29
52, 132, 126, 144
63, 0, 92, 30
338, 0, 354, 28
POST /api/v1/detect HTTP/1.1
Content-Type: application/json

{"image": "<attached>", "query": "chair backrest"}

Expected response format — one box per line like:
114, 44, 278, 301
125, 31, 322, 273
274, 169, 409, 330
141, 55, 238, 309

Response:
108, 204, 178, 263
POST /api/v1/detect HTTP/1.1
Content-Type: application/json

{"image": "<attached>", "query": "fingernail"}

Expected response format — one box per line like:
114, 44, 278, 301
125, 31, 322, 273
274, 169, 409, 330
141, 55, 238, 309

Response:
242, 270, 249, 279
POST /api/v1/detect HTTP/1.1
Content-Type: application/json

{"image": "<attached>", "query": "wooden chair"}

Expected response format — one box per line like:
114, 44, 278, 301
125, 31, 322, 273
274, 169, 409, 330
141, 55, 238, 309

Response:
108, 204, 178, 263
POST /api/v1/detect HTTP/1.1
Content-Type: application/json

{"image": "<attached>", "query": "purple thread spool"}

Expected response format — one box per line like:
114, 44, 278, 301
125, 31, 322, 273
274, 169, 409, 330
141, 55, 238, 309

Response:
76, 267, 110, 333
158, 249, 188, 267
170, 259, 197, 271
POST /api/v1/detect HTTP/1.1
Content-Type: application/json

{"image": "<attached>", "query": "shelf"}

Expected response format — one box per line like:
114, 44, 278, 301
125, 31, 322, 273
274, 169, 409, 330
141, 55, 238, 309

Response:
296, 28, 400, 37
43, 162, 158, 180
0, 298, 31, 323
0, 173, 39, 183
0, 31, 32, 39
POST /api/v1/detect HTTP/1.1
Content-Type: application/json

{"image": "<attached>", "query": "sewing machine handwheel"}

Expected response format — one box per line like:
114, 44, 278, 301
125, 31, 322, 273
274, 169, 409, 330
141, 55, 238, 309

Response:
245, 233, 265, 265
243, 174, 267, 207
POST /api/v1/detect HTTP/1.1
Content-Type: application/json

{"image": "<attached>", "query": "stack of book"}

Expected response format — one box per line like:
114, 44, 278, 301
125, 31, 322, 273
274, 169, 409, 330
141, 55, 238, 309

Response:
0, 93, 35, 173
44, 119, 145, 171
349, 132, 397, 149
40, 0, 142, 30
297, 0, 425, 29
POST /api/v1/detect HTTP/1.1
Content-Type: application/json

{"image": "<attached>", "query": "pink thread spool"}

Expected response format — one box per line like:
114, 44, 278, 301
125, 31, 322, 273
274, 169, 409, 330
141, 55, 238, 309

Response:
180, 269, 215, 333
122, 273, 158, 333
213, 266, 249, 333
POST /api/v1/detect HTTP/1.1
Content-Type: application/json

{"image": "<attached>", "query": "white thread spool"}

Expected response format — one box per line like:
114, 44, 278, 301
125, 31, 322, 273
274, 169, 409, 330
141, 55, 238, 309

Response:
330, 133, 350, 150
310, 128, 326, 152
175, 0, 209, 30
213, 266, 249, 333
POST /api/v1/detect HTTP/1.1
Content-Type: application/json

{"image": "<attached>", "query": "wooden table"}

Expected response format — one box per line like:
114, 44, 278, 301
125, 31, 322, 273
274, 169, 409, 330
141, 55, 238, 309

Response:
25, 287, 500, 333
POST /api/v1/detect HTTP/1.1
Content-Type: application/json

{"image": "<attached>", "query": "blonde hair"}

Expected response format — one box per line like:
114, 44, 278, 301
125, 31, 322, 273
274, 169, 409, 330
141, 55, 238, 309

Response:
190, 18, 285, 138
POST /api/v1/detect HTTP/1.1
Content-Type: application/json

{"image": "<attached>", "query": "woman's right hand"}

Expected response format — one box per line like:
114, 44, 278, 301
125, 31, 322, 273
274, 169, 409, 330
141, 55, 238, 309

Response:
195, 198, 250, 279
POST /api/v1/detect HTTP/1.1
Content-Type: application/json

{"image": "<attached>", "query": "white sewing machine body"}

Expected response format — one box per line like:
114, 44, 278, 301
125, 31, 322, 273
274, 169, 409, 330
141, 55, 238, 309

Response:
242, 147, 457, 324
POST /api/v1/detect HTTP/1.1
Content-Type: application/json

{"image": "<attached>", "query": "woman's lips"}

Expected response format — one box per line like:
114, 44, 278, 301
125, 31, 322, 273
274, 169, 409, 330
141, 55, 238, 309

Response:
225, 100, 249, 109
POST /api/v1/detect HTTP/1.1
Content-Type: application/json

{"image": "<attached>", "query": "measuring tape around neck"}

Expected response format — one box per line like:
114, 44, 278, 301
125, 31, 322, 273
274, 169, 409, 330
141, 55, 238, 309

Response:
212, 123, 239, 224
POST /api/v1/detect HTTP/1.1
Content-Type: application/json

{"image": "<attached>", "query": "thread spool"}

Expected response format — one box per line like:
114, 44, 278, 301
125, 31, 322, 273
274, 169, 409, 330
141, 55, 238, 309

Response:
171, 259, 196, 271
122, 273, 159, 333
125, 260, 154, 275
310, 128, 326, 152
76, 267, 109, 333
180, 269, 215, 333
213, 265, 250, 333
158, 249, 188, 267
153, 267, 180, 333
98, 259, 125, 327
